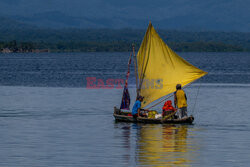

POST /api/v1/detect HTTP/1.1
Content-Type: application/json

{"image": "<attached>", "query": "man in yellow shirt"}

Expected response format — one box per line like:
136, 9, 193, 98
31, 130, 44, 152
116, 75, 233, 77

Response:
174, 84, 187, 119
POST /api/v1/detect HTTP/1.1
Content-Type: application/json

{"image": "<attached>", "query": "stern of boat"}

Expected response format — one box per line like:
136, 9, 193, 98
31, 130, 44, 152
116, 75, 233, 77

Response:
113, 107, 134, 122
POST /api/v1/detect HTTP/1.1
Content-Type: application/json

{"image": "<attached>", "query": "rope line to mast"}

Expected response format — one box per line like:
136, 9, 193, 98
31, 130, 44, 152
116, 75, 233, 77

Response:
191, 81, 202, 115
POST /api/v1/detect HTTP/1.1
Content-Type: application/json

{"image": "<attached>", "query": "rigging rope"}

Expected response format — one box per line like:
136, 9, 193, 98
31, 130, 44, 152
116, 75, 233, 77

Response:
191, 81, 202, 115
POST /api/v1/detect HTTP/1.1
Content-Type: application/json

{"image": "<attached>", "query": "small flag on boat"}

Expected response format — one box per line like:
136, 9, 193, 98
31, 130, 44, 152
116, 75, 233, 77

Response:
120, 53, 132, 110
120, 85, 130, 110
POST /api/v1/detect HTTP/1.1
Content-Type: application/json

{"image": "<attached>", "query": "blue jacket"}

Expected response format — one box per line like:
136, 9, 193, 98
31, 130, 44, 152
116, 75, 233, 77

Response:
132, 100, 141, 115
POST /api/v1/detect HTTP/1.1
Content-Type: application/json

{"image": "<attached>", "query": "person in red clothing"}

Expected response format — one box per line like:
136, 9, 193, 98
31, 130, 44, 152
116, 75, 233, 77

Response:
162, 100, 175, 118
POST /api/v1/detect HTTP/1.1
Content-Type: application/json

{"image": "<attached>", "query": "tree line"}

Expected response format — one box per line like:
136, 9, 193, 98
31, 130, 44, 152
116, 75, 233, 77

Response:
0, 28, 249, 52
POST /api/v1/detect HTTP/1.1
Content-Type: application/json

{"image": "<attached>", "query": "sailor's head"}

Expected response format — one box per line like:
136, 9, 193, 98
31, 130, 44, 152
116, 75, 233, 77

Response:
176, 84, 182, 90
137, 95, 144, 102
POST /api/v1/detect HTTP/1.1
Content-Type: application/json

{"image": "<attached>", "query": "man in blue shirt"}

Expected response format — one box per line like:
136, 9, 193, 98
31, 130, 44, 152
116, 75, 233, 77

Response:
132, 96, 144, 119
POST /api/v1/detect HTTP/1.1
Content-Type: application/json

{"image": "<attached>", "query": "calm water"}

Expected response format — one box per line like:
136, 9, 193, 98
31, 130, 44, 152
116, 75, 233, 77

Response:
0, 52, 250, 166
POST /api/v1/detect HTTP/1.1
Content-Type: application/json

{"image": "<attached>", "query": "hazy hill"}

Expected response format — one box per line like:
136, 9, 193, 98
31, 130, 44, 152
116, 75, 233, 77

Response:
0, 0, 249, 31
0, 16, 36, 30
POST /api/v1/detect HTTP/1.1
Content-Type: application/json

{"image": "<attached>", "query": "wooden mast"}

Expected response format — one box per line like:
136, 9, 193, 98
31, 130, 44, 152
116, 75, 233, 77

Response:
132, 44, 139, 98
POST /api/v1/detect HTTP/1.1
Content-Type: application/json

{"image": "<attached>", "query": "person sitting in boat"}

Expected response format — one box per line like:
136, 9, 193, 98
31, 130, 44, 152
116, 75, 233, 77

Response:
132, 96, 144, 119
162, 100, 175, 119
174, 84, 187, 119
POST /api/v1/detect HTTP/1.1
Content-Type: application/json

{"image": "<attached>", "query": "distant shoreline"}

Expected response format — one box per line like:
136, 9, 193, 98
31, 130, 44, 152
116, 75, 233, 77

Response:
0, 28, 249, 53
0, 41, 248, 53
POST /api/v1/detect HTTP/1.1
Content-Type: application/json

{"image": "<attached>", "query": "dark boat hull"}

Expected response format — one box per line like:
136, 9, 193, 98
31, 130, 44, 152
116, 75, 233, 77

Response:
113, 107, 194, 124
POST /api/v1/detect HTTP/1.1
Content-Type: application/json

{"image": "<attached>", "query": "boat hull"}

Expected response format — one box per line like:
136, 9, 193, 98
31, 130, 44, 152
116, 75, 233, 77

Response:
113, 107, 194, 124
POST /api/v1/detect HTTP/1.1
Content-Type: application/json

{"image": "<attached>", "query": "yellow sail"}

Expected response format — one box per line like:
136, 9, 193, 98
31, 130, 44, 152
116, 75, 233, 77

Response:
137, 23, 207, 108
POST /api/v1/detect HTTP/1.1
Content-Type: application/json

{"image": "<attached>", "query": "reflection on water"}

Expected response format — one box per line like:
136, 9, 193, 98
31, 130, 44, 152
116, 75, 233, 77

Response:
137, 125, 193, 166
1, 85, 250, 166
121, 125, 132, 164
118, 123, 198, 167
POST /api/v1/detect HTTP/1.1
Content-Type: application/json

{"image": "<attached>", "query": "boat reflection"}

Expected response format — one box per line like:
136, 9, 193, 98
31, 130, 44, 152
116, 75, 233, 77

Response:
136, 124, 195, 166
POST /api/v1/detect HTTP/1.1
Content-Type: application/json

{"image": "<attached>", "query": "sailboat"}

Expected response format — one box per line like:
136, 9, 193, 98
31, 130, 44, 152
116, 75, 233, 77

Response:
114, 22, 207, 124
